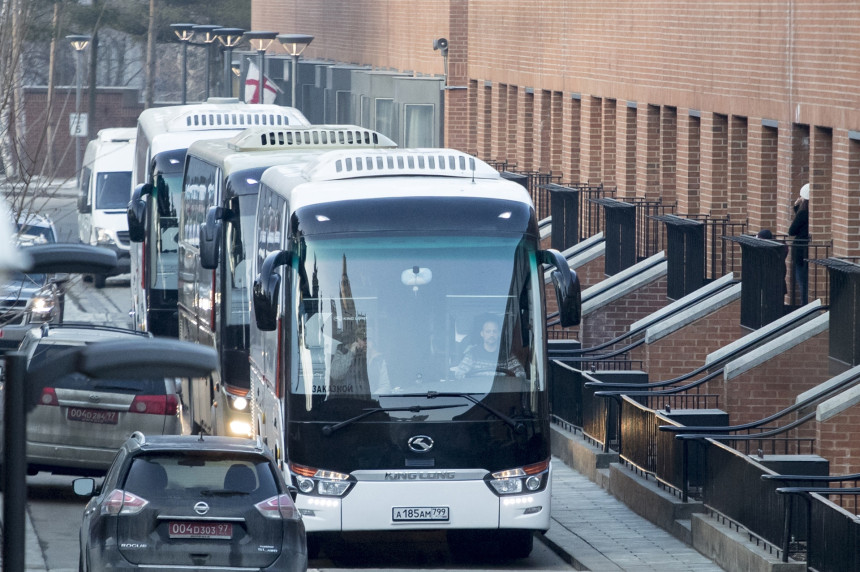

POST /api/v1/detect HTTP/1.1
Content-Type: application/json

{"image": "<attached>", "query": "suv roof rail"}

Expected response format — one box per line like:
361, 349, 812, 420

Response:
130, 431, 146, 446
41, 322, 152, 337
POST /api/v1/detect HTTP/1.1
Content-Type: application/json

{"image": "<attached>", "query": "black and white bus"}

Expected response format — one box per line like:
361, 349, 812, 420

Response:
127, 99, 309, 337
177, 126, 396, 438
250, 148, 581, 558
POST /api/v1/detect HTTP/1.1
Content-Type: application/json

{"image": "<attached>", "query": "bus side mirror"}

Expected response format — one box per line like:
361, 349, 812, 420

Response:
539, 249, 581, 327
76, 189, 91, 214
127, 183, 152, 243
200, 206, 224, 270
253, 250, 291, 331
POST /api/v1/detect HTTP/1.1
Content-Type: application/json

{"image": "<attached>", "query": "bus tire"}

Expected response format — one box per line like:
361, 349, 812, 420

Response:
93, 274, 106, 289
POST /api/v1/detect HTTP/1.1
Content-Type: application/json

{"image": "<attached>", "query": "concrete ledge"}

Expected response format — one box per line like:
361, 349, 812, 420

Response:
550, 423, 619, 482
692, 514, 805, 572
607, 462, 704, 545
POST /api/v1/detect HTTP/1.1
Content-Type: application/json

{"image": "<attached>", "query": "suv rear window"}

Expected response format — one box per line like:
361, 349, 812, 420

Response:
30, 342, 167, 394
122, 453, 279, 503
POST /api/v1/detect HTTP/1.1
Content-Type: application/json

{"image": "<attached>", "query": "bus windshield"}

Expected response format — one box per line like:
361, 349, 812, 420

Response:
290, 234, 544, 419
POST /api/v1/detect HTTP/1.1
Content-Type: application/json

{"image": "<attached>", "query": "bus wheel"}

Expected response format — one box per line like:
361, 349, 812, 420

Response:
94, 274, 106, 288
497, 529, 534, 559
306, 532, 321, 559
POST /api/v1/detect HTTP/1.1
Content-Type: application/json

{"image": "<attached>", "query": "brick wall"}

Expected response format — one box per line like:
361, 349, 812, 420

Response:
816, 403, 860, 476
706, 332, 831, 427
643, 300, 742, 380
578, 275, 669, 348
20, 87, 142, 179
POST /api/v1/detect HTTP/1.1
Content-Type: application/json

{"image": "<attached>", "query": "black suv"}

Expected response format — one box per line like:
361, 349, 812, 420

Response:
74, 432, 307, 571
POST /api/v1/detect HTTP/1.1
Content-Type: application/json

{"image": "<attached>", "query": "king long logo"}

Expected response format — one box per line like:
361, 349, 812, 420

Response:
407, 435, 434, 452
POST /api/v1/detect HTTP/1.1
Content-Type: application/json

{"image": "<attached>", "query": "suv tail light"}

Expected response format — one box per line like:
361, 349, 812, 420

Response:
129, 394, 178, 415
255, 494, 300, 521
38, 388, 59, 406
102, 489, 149, 515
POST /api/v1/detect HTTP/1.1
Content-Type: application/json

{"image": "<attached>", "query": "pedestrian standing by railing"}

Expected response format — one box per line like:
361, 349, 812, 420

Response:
789, 183, 810, 305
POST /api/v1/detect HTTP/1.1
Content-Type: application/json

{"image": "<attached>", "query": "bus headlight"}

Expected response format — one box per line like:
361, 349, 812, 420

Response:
487, 459, 549, 496
227, 393, 248, 411
290, 462, 354, 497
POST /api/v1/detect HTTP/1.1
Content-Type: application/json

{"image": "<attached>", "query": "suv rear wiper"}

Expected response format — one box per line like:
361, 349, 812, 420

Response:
321, 403, 464, 436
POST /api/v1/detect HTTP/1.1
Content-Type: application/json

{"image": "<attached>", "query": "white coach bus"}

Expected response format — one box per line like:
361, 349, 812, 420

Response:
126, 98, 309, 337
249, 148, 581, 558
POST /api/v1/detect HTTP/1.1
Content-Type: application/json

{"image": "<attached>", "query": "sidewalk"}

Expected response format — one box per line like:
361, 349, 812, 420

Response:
544, 458, 723, 571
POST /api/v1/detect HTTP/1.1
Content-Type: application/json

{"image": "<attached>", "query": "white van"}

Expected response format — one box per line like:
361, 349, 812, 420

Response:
77, 127, 136, 288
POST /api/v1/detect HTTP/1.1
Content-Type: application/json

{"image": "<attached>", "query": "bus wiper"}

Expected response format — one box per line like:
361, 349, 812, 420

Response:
393, 391, 526, 434
321, 403, 464, 436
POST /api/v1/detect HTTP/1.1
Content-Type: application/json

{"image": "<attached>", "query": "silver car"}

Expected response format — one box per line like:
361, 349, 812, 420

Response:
8, 323, 182, 476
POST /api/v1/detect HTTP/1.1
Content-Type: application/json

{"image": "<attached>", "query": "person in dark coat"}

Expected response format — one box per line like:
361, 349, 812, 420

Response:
788, 183, 810, 305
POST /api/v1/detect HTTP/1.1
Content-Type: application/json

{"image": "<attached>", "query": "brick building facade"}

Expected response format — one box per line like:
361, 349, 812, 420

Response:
254, 0, 860, 259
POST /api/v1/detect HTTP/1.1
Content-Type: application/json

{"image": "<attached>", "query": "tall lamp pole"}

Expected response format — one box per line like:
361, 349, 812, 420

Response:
244, 31, 277, 104
171, 23, 195, 104
277, 34, 314, 109
214, 28, 245, 98
67, 34, 90, 186
193, 25, 221, 100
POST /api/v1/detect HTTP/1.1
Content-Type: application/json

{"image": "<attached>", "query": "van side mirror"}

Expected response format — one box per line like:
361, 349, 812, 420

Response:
76, 189, 91, 214
127, 183, 152, 243
200, 207, 224, 270
253, 250, 291, 331
539, 249, 581, 327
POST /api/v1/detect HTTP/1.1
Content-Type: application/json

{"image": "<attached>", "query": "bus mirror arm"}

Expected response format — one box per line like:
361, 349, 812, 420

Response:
127, 184, 151, 243
539, 249, 582, 328
253, 250, 291, 331
199, 207, 224, 270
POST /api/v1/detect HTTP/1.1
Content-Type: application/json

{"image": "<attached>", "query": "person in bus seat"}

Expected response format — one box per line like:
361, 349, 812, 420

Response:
330, 331, 391, 396
450, 316, 525, 379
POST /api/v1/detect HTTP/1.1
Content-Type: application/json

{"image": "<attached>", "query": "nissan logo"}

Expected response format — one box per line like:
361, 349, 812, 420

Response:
407, 435, 434, 453
193, 502, 210, 515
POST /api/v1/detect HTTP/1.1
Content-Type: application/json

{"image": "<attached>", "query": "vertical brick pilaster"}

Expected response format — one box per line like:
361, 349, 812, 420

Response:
676, 110, 701, 215
661, 106, 678, 207
444, 0, 469, 151
603, 99, 617, 187
535, 90, 552, 172
637, 104, 661, 200
506, 86, 519, 166
477, 81, 493, 159
749, 123, 779, 233
466, 79, 478, 154
550, 91, 563, 175
616, 102, 637, 200
810, 126, 833, 240
728, 116, 748, 223
700, 112, 729, 218
785, 123, 810, 211
564, 95, 582, 184
493, 84, 508, 163
518, 89, 534, 171
581, 96, 602, 183
833, 132, 860, 258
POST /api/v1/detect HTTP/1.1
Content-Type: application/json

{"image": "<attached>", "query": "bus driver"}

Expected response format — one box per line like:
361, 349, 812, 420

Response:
451, 317, 525, 379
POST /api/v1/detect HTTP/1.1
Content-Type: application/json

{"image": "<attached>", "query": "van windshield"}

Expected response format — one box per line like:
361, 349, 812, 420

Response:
96, 172, 133, 209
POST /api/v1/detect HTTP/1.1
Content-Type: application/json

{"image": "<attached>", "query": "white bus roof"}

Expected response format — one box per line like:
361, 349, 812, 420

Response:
95, 127, 136, 143
259, 148, 533, 210
137, 99, 309, 156
186, 125, 397, 176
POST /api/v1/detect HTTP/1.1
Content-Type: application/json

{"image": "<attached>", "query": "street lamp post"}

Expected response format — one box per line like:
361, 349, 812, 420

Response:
244, 31, 278, 104
193, 25, 222, 100
277, 34, 314, 109
171, 23, 195, 104
214, 28, 245, 98
66, 34, 90, 186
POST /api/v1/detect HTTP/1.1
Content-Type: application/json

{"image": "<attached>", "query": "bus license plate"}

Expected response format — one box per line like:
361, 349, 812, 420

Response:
392, 506, 449, 522
66, 407, 118, 425
168, 522, 233, 539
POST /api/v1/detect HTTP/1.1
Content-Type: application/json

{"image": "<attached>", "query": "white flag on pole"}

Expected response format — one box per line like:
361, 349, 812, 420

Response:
244, 61, 281, 104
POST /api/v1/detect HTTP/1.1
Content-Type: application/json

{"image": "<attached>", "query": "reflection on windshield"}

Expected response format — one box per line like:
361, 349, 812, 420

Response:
150, 173, 182, 290
290, 235, 543, 419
